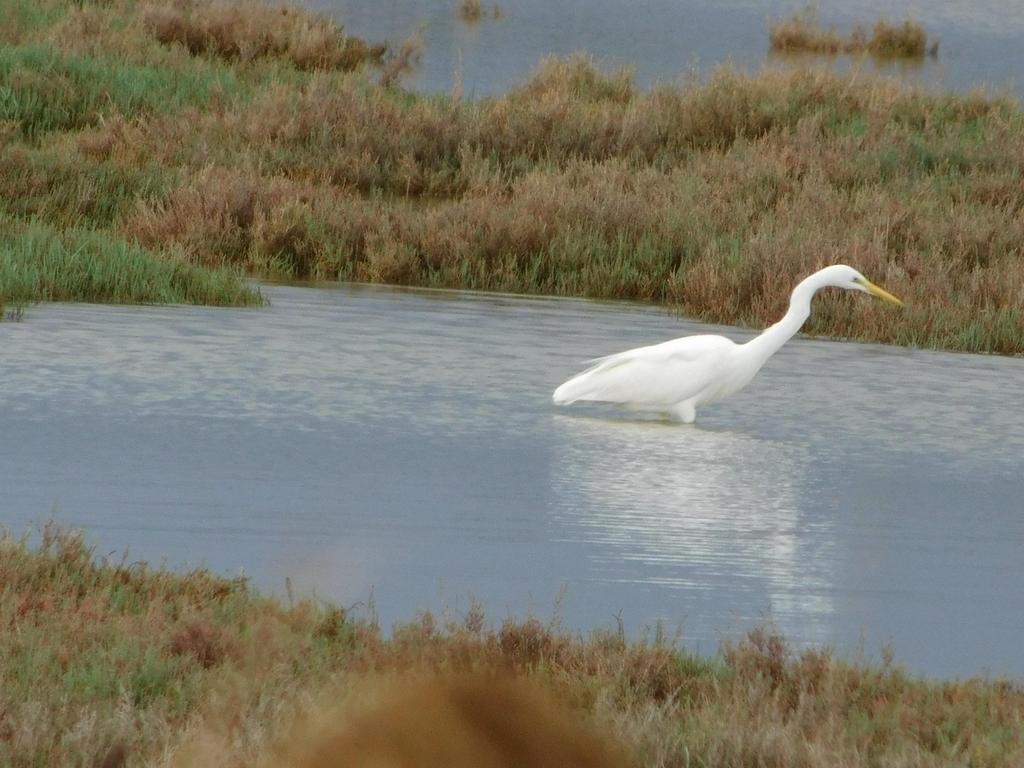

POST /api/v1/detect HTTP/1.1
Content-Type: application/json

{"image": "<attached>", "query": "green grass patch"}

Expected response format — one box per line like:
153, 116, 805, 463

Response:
0, 43, 241, 139
0, 213, 262, 306
0, 0, 67, 44
1, 142, 175, 226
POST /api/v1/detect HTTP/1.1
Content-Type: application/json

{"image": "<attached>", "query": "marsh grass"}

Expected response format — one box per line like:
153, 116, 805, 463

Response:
3, 525, 1023, 767
0, 214, 261, 306
770, 11, 937, 58
2, 0, 1022, 353
140, 0, 386, 71
0, 0, 65, 44
106, 58, 1024, 353
379, 30, 425, 89
0, 43, 242, 139
2, 140, 174, 225
456, 0, 502, 25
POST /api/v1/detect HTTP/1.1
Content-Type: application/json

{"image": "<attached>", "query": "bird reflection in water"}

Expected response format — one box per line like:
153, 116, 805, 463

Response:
550, 413, 837, 641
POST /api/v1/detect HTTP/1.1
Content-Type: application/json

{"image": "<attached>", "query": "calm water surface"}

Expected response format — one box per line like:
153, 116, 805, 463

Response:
2, 284, 1023, 678
306, 0, 1024, 97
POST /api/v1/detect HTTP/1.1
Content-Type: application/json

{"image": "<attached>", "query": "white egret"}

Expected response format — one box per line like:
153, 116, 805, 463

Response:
552, 265, 903, 423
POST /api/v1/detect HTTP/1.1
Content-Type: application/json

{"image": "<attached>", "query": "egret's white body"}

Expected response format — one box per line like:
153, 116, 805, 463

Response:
552, 265, 903, 423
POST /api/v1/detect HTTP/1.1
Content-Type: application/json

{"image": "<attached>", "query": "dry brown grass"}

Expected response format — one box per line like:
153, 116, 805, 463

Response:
455, 0, 502, 24
141, 0, 386, 70
770, 11, 937, 58
4, 525, 1024, 768
867, 19, 936, 58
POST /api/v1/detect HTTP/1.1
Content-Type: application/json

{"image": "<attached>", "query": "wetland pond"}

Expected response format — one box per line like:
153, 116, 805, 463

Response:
2, 284, 1023, 678
308, 0, 1024, 98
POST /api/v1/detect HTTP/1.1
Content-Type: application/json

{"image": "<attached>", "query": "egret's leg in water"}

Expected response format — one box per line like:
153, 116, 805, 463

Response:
670, 401, 697, 424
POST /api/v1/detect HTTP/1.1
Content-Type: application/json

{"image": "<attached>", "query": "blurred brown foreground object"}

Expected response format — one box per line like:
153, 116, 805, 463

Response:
275, 675, 630, 768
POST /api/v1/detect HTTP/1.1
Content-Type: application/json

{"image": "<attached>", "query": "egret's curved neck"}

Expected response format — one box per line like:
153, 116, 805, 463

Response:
742, 275, 819, 366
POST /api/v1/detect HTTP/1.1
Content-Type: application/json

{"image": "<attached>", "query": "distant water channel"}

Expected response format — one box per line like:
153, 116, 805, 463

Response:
2, 284, 1023, 679
305, 0, 1024, 98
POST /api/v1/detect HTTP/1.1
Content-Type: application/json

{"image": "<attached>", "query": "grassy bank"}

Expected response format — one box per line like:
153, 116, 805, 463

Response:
0, 214, 262, 307
2, 525, 1023, 767
2, 0, 1022, 353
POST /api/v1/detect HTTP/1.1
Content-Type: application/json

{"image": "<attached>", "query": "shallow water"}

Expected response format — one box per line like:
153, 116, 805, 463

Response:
305, 0, 1024, 98
2, 284, 1023, 678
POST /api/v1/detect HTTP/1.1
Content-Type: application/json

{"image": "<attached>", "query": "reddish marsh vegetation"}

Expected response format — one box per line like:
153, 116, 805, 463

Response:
3, 526, 1024, 767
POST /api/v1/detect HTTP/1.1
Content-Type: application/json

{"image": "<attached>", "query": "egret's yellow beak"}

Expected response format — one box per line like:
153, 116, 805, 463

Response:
859, 277, 904, 306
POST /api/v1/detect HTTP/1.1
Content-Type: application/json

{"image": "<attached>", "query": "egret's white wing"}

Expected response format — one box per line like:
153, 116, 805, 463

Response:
552, 334, 735, 407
